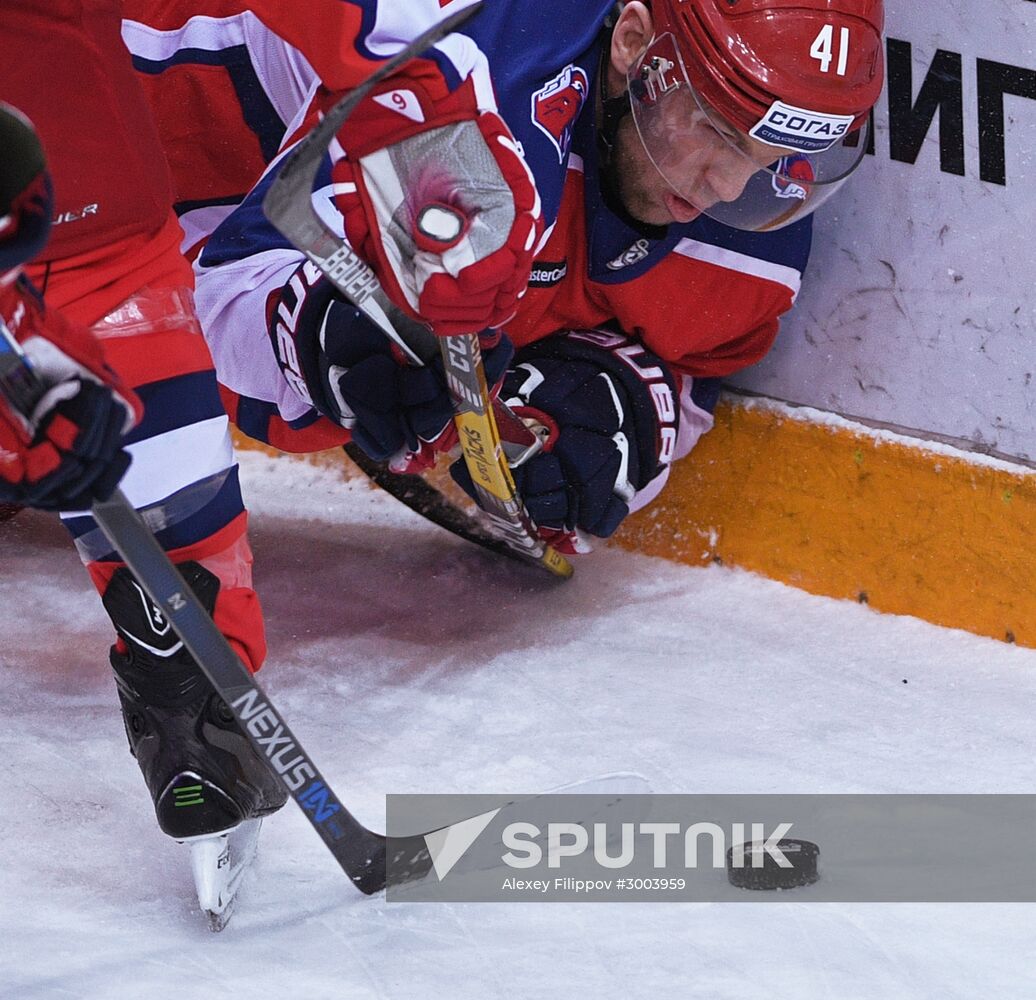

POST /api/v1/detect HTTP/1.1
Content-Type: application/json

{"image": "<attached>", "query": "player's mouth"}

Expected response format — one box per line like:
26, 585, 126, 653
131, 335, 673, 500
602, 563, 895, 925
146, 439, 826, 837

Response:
664, 191, 702, 224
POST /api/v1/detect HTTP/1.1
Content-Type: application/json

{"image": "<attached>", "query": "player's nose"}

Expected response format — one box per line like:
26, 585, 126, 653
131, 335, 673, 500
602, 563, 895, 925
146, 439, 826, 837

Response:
706, 157, 758, 204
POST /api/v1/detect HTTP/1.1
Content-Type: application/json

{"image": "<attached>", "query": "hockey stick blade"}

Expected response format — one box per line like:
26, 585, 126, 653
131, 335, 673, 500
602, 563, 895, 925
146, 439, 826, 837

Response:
384, 772, 654, 893
343, 442, 555, 569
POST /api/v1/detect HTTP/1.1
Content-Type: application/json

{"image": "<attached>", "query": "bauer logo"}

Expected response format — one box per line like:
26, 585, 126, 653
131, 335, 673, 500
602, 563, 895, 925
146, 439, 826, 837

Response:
750, 100, 854, 153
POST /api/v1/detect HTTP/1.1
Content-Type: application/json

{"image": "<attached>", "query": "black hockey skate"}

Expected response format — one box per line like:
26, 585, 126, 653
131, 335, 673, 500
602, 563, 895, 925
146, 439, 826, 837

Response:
103, 563, 287, 841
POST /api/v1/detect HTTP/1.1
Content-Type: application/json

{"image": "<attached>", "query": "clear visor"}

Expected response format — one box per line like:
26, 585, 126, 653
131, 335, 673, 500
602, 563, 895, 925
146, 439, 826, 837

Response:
627, 33, 870, 232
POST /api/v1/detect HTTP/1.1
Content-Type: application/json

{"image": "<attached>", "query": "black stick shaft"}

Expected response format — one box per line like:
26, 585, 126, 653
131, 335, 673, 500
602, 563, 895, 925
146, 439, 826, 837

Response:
1, 288, 391, 893
90, 490, 390, 893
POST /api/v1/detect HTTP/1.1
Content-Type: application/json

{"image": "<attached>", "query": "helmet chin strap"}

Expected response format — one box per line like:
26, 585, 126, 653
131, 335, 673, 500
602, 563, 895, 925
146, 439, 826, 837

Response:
597, 67, 632, 163
595, 40, 670, 238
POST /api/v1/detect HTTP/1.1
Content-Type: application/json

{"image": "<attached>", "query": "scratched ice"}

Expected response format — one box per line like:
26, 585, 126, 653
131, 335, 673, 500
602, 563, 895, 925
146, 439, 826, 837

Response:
1, 450, 1033, 1000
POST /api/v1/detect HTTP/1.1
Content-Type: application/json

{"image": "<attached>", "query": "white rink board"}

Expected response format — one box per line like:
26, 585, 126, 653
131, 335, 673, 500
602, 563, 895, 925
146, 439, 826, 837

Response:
730, 1, 1036, 464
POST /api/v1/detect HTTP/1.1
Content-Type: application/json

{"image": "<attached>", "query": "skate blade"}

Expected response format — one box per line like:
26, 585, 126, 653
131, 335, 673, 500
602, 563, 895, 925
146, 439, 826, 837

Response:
184, 818, 262, 932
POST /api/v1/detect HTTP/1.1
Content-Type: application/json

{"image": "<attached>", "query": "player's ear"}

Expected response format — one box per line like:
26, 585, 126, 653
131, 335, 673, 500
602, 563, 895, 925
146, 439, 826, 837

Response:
609, 2, 654, 77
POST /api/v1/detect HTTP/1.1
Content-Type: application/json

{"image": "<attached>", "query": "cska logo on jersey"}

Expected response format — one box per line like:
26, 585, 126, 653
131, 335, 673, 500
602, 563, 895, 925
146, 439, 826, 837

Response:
531, 65, 589, 163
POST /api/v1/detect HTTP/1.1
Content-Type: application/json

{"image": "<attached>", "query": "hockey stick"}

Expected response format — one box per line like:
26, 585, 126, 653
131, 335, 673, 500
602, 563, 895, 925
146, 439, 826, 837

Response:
343, 441, 538, 566
262, 6, 572, 579
2, 325, 645, 896
0, 318, 447, 893
435, 330, 573, 576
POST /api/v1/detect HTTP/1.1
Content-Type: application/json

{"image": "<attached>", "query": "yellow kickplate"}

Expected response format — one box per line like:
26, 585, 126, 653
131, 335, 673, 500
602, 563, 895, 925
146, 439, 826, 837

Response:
614, 399, 1036, 648
233, 402, 1035, 646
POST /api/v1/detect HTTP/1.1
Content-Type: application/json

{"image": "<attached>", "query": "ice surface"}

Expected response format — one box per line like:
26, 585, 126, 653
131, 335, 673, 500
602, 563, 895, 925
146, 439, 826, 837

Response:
1, 451, 1033, 1000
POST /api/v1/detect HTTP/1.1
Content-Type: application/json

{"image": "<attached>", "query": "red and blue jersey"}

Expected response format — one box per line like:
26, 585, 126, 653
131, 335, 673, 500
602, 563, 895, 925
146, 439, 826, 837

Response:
124, 1, 497, 449
123, 1, 812, 475
1, 1, 268, 666
122, 2, 319, 258
121, 0, 492, 258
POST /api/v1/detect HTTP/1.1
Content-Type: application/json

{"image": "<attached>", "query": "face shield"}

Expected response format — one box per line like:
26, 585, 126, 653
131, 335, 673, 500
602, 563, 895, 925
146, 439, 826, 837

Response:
627, 33, 870, 232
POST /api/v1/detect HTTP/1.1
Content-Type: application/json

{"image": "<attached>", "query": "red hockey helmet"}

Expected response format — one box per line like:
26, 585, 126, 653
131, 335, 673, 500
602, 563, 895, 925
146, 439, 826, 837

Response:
626, 0, 885, 230
654, 0, 884, 135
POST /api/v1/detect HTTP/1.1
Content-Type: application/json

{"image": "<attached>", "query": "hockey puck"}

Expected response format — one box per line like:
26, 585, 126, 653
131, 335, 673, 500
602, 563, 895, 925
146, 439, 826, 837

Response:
726, 838, 819, 890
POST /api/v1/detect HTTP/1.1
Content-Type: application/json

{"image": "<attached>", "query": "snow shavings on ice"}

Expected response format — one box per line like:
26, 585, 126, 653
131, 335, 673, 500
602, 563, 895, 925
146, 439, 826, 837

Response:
1, 449, 1033, 1000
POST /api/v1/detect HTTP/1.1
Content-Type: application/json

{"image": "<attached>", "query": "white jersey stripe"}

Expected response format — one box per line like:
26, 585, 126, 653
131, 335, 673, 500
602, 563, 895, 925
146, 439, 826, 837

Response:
673, 237, 803, 301
63, 416, 236, 514
122, 14, 317, 132
122, 13, 253, 59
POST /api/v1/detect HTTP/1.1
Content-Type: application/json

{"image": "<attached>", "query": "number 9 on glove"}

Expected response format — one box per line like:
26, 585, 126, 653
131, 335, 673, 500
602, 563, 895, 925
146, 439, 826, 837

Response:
329, 65, 542, 337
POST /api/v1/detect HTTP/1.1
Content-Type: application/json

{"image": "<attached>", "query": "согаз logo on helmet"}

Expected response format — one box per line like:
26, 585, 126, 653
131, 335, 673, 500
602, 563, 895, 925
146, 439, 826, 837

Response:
750, 101, 855, 153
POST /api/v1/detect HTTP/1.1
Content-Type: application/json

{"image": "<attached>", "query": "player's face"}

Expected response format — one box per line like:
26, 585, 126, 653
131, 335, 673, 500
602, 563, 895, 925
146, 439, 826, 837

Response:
612, 106, 782, 227
604, 14, 869, 232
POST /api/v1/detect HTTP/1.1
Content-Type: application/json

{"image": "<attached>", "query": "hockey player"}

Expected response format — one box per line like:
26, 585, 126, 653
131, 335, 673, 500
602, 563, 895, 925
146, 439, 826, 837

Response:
119, 0, 882, 551
121, 0, 537, 455
171, 0, 884, 555
0, 7, 289, 884
2, 2, 553, 917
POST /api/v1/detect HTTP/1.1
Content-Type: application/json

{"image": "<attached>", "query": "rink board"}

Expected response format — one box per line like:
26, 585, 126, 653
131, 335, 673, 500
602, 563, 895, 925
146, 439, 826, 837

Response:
233, 402, 1036, 649
614, 397, 1036, 650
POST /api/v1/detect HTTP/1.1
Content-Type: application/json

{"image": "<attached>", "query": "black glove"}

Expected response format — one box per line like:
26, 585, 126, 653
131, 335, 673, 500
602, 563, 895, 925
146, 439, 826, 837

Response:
452, 328, 682, 550
269, 266, 512, 462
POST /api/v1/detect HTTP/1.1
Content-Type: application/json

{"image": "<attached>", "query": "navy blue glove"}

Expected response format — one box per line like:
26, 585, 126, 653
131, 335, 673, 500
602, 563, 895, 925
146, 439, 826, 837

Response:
269, 265, 512, 462
452, 329, 683, 548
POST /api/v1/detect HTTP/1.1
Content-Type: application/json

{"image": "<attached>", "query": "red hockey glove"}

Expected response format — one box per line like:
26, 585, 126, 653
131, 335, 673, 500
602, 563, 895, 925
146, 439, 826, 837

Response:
0, 276, 142, 512
328, 67, 542, 337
